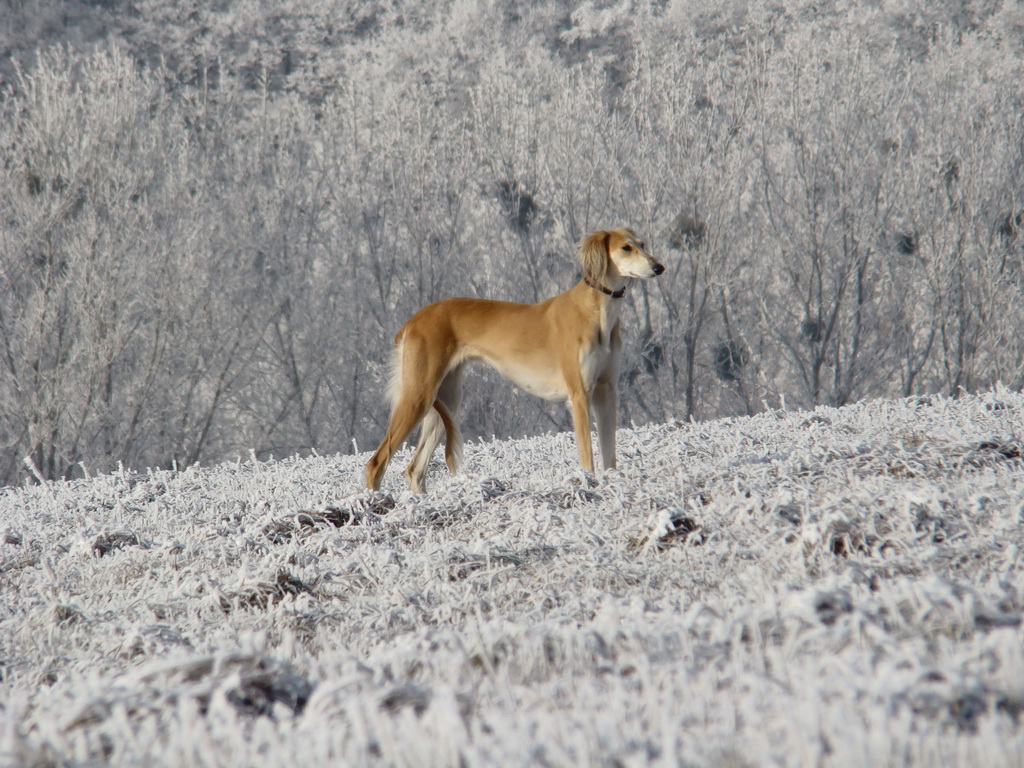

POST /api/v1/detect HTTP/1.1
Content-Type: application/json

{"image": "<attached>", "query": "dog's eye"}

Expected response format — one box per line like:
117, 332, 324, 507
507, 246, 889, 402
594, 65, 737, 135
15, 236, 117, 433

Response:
622, 244, 632, 251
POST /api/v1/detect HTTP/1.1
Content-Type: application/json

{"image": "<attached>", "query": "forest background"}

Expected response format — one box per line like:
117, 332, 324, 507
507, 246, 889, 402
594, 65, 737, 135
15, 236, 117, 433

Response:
1, 0, 1022, 485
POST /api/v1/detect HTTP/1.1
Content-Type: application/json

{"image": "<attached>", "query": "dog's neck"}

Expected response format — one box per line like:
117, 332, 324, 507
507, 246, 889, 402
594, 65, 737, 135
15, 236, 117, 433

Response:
578, 273, 628, 341
583, 273, 628, 299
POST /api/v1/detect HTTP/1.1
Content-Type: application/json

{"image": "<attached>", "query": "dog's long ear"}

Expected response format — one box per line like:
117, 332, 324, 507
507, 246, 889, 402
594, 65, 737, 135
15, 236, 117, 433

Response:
577, 230, 610, 283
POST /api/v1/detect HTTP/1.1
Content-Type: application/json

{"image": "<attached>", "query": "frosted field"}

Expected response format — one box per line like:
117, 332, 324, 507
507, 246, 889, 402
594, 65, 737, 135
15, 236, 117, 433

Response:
2, 391, 1024, 767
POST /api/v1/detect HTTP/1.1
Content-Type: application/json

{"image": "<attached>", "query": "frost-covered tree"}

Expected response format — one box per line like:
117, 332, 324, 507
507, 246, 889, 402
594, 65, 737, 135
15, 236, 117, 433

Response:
2, 1, 1024, 484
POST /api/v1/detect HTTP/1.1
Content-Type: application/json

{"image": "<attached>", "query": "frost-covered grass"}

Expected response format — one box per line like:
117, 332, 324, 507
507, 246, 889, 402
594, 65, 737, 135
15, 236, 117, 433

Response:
2, 391, 1024, 766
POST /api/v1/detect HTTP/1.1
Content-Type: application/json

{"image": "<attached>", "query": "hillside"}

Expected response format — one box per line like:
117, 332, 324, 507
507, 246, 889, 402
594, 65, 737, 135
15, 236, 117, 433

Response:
2, 390, 1024, 765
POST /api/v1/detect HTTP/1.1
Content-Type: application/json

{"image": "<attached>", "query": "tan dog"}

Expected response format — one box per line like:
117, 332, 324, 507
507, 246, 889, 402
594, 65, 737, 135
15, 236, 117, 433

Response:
365, 227, 664, 492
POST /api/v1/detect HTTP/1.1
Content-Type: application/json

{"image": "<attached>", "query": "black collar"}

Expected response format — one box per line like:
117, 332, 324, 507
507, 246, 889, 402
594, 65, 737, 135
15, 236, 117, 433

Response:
583, 274, 626, 299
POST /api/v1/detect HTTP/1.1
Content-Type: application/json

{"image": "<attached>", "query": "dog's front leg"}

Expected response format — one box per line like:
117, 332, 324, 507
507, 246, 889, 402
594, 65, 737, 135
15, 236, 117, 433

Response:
593, 378, 617, 470
568, 388, 595, 471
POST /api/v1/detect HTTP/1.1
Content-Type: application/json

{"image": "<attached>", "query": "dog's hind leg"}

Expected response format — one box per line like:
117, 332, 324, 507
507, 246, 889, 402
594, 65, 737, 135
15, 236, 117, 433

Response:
365, 336, 447, 491
405, 364, 464, 493
365, 393, 432, 490
436, 364, 464, 472
403, 409, 444, 493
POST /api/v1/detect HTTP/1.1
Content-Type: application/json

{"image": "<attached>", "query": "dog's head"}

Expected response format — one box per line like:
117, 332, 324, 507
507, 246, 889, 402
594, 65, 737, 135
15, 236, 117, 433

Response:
578, 228, 664, 285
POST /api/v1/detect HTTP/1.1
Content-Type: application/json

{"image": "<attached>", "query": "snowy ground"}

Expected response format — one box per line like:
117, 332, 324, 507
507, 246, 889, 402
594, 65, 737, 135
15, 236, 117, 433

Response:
2, 390, 1024, 767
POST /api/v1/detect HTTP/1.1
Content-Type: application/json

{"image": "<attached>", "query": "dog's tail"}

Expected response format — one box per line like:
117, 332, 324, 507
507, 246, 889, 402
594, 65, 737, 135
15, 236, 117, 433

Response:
385, 335, 406, 409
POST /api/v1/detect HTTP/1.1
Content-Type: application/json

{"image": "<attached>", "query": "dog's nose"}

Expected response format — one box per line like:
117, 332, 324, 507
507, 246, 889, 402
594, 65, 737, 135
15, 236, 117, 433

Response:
652, 263, 665, 276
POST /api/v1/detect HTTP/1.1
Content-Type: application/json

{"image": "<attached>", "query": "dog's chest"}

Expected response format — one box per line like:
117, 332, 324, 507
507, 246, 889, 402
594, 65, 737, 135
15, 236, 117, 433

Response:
579, 318, 620, 390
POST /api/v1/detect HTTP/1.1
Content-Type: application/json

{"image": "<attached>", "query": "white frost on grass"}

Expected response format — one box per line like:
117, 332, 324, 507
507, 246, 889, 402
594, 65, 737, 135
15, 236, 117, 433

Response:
2, 390, 1024, 766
